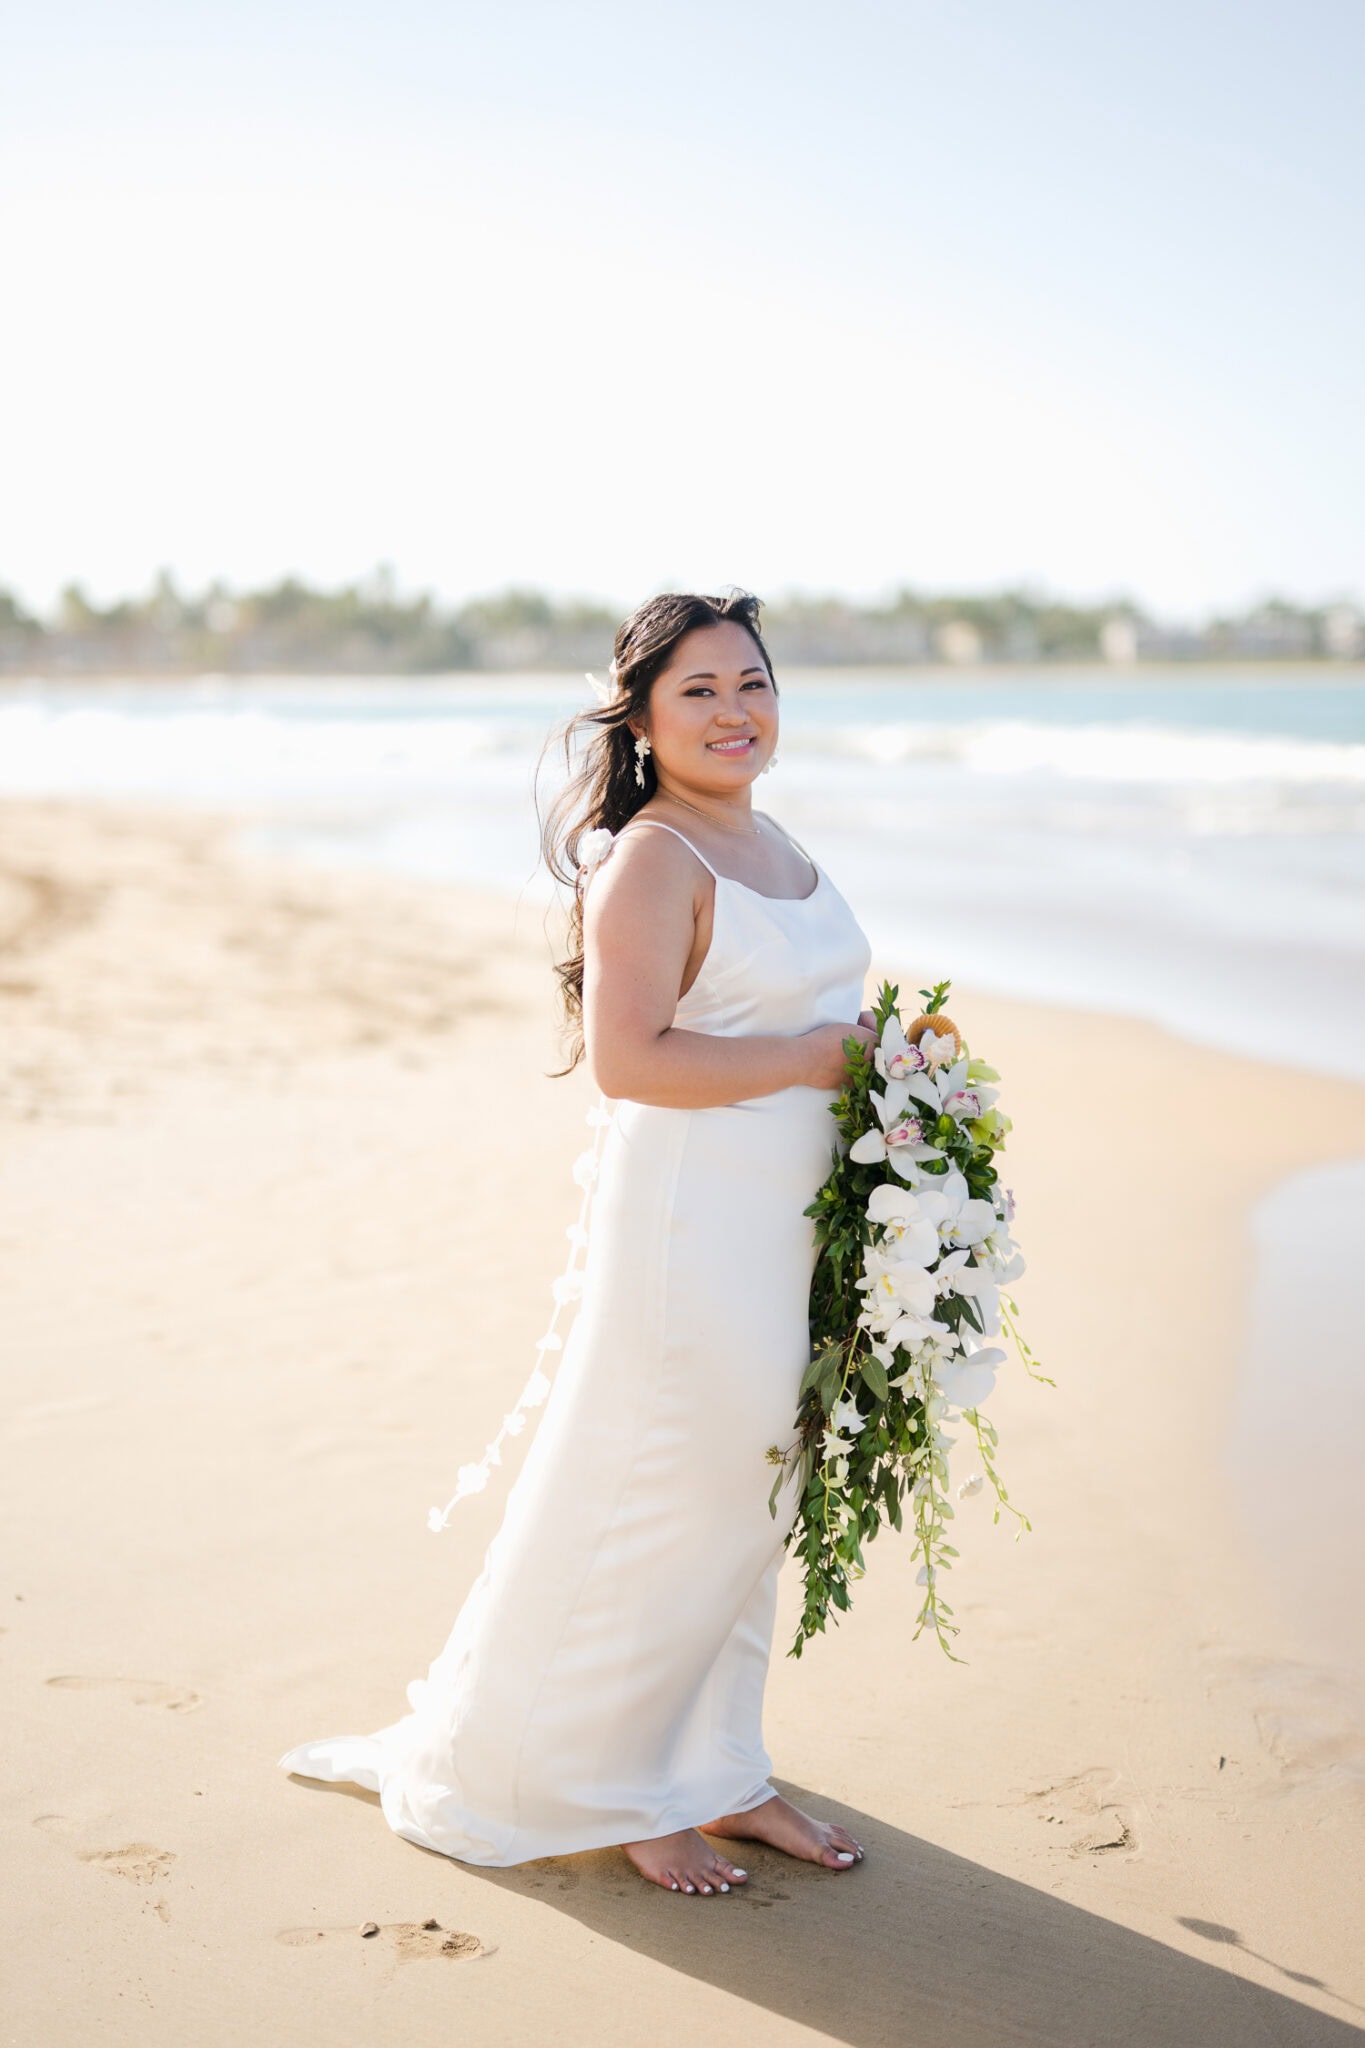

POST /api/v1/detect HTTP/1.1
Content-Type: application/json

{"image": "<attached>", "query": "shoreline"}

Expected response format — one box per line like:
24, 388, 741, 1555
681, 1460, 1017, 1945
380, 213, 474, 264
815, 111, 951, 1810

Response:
4, 793, 1364, 2044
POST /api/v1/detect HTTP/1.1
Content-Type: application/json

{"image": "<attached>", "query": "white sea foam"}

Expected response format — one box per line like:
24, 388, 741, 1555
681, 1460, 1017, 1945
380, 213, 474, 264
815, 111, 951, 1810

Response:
798, 716, 1365, 786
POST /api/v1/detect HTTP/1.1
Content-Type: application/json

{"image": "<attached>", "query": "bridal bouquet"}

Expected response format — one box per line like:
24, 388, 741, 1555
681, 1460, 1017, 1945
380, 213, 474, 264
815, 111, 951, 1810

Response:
768, 980, 1046, 1658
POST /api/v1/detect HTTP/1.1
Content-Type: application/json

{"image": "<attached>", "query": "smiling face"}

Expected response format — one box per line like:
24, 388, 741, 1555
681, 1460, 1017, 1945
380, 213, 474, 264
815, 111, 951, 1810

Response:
635, 619, 778, 798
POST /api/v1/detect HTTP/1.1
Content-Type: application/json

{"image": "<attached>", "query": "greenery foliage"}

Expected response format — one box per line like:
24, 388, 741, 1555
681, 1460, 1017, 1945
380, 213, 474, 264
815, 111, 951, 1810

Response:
0, 569, 1356, 674
771, 980, 1048, 1659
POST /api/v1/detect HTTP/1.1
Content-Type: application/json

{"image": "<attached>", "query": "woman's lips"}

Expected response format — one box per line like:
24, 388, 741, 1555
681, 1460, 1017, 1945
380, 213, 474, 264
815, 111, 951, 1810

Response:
706, 736, 757, 753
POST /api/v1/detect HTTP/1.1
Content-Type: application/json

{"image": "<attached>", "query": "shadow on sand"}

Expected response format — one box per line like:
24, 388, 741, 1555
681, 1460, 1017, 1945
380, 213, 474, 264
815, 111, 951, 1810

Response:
297, 1776, 1361, 2045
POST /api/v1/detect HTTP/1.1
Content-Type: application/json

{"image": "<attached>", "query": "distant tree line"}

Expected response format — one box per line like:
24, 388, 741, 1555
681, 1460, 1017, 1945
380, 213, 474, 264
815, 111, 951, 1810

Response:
0, 569, 1360, 674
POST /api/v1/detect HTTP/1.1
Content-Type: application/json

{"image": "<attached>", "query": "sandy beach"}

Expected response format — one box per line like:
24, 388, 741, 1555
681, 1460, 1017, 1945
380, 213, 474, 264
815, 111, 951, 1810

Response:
3, 794, 1364, 2047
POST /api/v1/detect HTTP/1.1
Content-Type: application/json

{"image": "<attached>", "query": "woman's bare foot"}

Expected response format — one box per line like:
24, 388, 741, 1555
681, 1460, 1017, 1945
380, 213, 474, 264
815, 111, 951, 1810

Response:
706, 1793, 864, 1871
622, 1828, 750, 1896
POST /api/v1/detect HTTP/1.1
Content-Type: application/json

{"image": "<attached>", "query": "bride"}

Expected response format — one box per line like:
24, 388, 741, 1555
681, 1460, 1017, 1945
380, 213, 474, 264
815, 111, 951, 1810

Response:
279, 589, 876, 1896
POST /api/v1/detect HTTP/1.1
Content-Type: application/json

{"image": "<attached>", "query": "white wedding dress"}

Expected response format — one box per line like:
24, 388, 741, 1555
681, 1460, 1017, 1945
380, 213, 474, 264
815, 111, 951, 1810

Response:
278, 820, 871, 1865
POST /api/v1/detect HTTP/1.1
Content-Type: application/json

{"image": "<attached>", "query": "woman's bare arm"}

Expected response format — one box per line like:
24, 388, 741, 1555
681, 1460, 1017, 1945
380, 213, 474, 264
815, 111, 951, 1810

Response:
582, 831, 871, 1108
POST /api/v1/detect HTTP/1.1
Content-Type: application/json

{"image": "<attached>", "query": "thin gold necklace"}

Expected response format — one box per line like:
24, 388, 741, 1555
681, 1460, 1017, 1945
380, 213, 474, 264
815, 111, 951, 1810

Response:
659, 788, 762, 839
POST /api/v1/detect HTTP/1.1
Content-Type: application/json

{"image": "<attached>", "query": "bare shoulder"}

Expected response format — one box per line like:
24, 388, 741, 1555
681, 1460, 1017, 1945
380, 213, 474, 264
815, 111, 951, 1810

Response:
584, 817, 708, 928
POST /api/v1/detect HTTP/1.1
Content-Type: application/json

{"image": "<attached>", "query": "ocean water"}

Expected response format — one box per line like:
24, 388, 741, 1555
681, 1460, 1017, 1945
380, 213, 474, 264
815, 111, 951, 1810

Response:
2, 666, 1362, 1078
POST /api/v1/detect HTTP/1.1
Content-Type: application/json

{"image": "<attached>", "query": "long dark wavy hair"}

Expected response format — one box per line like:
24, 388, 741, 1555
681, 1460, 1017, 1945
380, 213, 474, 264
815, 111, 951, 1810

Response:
539, 588, 776, 1070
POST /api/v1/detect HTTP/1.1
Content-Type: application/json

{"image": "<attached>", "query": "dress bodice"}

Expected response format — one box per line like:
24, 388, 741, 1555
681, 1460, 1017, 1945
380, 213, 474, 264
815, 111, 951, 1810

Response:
614, 819, 871, 1040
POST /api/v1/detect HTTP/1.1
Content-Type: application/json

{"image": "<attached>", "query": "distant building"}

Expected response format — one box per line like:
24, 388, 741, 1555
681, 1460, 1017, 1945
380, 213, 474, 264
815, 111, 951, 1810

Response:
1100, 616, 1139, 664
1132, 621, 1210, 660
934, 619, 983, 664
1323, 604, 1364, 659
1226, 606, 1315, 658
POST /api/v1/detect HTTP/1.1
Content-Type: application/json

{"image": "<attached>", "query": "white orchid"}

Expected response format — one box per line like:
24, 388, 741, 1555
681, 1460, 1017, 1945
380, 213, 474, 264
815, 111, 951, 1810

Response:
935, 1342, 1006, 1413
893, 1051, 1001, 1132
865, 1181, 941, 1266
914, 1166, 1000, 1250
981, 1228, 1026, 1282
889, 1326, 963, 1396
829, 1394, 867, 1437
819, 1429, 854, 1478
875, 1013, 927, 1082
934, 1247, 1003, 1333
858, 1249, 938, 1319
849, 1078, 945, 1180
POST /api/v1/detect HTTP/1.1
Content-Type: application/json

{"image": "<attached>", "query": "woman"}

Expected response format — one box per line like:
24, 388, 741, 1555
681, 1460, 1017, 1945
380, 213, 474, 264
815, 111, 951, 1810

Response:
279, 590, 876, 1896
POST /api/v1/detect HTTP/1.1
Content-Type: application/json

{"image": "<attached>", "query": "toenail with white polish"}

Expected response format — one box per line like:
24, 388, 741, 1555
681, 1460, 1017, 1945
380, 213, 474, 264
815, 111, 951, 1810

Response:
836, 1851, 855, 1862
720, 1882, 730, 1891
733, 1870, 746, 1878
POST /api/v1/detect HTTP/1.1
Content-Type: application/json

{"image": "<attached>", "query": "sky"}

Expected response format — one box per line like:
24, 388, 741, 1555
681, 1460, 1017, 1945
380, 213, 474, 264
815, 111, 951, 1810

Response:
2, 0, 1362, 620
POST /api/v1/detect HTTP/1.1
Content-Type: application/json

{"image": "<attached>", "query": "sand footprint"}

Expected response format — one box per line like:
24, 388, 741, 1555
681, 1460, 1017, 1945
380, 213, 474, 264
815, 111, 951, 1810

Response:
79, 1843, 177, 1886
277, 1919, 483, 1962
1019, 1767, 1138, 1858
38, 1818, 175, 1910
46, 1674, 204, 1713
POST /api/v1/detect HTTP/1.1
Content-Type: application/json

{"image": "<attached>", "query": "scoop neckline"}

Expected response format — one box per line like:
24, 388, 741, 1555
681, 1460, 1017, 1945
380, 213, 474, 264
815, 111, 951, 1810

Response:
621, 814, 821, 903
715, 867, 822, 906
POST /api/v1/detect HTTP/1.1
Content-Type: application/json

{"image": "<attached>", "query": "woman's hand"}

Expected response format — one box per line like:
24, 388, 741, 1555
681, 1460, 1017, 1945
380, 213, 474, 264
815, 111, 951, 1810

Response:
799, 1018, 879, 1091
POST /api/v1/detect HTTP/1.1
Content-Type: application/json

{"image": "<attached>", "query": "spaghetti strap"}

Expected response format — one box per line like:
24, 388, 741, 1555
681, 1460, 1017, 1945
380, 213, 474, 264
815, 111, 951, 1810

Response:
617, 817, 723, 881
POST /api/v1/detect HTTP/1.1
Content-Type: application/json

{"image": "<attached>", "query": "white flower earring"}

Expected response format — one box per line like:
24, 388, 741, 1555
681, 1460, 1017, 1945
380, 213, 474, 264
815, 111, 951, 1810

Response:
763, 746, 779, 775
634, 733, 652, 788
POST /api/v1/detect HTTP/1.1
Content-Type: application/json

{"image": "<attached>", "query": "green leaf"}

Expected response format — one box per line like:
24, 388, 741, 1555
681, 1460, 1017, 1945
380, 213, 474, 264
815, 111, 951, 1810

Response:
859, 1352, 889, 1402
799, 1348, 829, 1397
